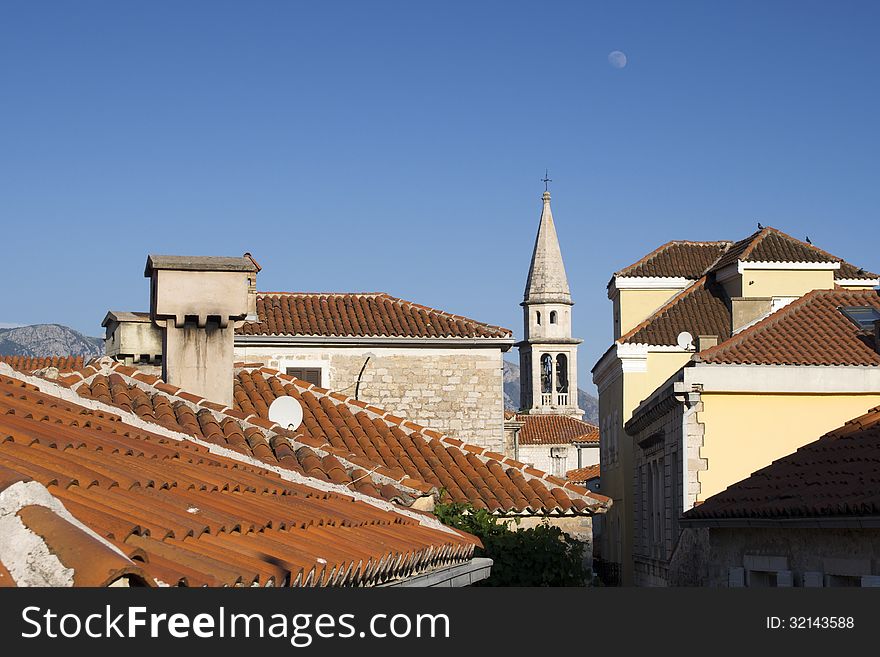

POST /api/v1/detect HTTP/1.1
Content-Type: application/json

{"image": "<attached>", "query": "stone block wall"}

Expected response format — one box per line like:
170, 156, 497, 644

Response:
235, 344, 506, 452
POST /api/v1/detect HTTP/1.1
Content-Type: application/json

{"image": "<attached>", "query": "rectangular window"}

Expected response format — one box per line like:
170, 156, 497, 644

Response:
286, 367, 322, 386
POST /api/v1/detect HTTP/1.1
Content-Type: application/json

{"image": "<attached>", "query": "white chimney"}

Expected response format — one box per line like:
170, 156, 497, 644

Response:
145, 255, 257, 406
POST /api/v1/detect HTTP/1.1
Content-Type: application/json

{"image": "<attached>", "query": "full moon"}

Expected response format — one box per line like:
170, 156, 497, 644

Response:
608, 50, 627, 69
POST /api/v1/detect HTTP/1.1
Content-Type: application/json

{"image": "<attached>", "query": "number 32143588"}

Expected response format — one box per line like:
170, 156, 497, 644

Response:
766, 617, 854, 629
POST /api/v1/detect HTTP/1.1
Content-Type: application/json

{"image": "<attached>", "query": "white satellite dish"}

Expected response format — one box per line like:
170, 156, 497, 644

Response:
268, 396, 303, 431
676, 331, 695, 351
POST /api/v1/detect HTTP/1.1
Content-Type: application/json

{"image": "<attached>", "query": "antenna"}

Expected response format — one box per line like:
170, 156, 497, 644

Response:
676, 331, 695, 351
268, 395, 304, 431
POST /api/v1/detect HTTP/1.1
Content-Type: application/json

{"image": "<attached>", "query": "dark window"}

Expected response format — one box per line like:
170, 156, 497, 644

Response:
540, 354, 553, 393
550, 311, 557, 324
286, 367, 322, 386
555, 354, 568, 393
536, 311, 541, 325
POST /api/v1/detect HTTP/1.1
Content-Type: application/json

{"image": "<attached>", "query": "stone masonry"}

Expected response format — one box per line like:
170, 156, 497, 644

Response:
235, 345, 505, 453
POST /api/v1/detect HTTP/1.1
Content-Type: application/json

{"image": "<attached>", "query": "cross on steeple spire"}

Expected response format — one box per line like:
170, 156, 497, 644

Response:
541, 169, 552, 192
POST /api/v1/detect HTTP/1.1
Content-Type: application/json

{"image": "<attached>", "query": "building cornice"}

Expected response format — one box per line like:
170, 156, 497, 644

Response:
679, 515, 880, 529
836, 278, 880, 287
683, 362, 880, 394
515, 338, 583, 348
607, 276, 693, 299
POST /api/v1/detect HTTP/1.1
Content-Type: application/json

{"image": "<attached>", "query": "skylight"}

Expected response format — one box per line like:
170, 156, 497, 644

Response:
839, 306, 880, 331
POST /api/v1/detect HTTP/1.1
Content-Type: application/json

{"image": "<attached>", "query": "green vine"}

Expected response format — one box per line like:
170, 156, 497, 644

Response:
435, 500, 590, 586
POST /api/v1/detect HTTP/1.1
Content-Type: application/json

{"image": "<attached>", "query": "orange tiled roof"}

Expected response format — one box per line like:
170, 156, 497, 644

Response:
54, 360, 606, 517
514, 414, 599, 445
238, 292, 512, 339
231, 366, 608, 516
615, 241, 732, 279
619, 276, 732, 346
0, 366, 479, 587
709, 226, 878, 280
683, 405, 880, 521
0, 355, 85, 373
698, 288, 880, 366
62, 364, 428, 505
565, 465, 600, 484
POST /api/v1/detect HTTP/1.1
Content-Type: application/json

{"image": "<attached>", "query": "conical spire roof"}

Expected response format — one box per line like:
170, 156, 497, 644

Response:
523, 191, 572, 304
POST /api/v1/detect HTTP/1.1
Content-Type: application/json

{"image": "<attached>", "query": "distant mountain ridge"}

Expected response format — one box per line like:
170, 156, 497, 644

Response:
503, 360, 599, 425
0, 324, 103, 359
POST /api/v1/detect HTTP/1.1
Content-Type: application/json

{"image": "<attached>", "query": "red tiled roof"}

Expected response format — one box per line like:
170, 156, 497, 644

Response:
619, 276, 732, 346
514, 414, 599, 445
62, 365, 426, 505
615, 241, 732, 279
709, 227, 878, 280
0, 355, 85, 373
0, 368, 479, 587
51, 360, 606, 517
698, 288, 880, 366
238, 292, 512, 339
683, 405, 880, 521
231, 367, 608, 516
565, 465, 600, 484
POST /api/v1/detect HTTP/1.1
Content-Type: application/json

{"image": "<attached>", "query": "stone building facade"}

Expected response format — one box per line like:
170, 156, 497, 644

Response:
235, 342, 508, 452
234, 291, 513, 452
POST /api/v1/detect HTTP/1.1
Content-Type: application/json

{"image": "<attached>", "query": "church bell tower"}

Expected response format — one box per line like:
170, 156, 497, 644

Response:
517, 186, 583, 418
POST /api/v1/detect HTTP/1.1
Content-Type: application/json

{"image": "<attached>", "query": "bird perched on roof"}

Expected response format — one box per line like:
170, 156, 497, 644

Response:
757, 222, 764, 230
806, 236, 812, 244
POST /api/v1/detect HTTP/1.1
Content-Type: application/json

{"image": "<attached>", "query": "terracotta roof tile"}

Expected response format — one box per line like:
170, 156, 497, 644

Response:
565, 464, 600, 484
620, 276, 732, 346
0, 371, 479, 587
698, 288, 880, 366
709, 226, 878, 280
684, 405, 880, 520
230, 367, 608, 516
0, 356, 85, 373
514, 414, 599, 445
237, 292, 512, 339
615, 241, 732, 279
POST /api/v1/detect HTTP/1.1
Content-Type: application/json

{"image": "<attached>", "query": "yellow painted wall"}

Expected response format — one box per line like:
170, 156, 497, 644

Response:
599, 349, 692, 582
697, 392, 880, 500
597, 375, 624, 563
738, 269, 834, 298
617, 289, 682, 337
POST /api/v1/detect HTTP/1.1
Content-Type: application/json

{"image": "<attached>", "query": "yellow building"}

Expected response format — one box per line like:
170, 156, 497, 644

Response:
592, 226, 879, 585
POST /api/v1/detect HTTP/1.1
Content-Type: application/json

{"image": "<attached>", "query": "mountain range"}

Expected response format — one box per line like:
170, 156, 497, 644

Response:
0, 324, 104, 358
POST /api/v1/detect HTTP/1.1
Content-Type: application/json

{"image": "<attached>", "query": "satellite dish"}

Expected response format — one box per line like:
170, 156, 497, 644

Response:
676, 331, 694, 351
268, 396, 303, 431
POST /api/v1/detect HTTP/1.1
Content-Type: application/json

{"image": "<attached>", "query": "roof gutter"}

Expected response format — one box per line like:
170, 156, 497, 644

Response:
381, 558, 494, 587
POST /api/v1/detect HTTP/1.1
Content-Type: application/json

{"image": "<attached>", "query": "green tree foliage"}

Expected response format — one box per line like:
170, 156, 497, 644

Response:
435, 501, 589, 586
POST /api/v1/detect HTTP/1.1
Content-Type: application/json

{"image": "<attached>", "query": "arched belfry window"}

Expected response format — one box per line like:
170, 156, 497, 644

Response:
540, 354, 553, 394
536, 311, 541, 325
550, 311, 557, 324
555, 354, 568, 393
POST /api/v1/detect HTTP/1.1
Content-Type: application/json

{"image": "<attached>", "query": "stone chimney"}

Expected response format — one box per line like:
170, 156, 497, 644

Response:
145, 255, 257, 406
243, 252, 262, 322
697, 335, 719, 351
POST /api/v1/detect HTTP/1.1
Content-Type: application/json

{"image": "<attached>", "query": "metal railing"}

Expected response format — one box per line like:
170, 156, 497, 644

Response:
540, 393, 553, 405
556, 393, 569, 406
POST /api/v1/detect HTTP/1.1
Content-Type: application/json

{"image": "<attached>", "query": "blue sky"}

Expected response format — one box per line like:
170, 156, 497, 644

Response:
2, 1, 879, 391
